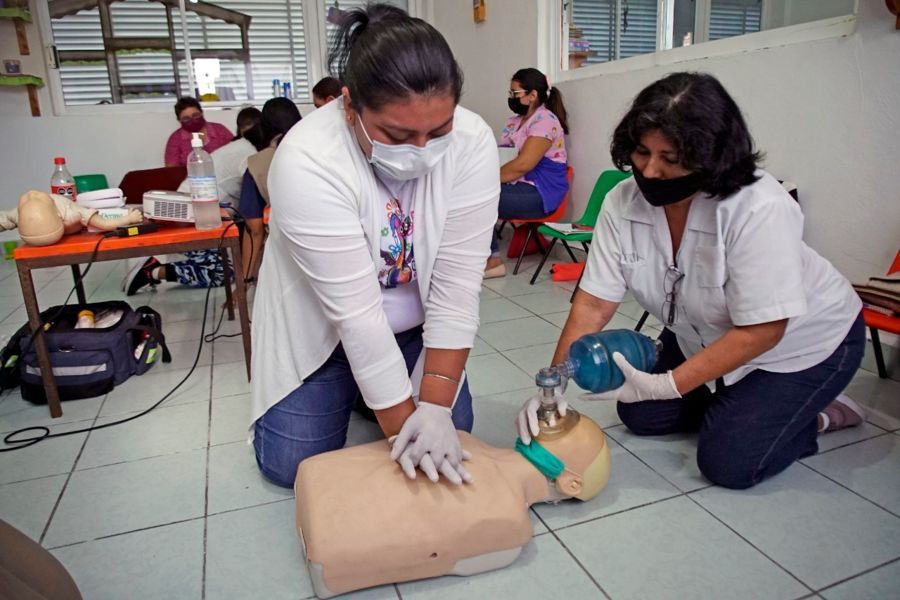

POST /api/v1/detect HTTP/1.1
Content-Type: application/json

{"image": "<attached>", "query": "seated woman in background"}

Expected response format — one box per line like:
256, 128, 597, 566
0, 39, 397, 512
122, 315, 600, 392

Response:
485, 67, 569, 279
238, 97, 303, 283
164, 97, 234, 167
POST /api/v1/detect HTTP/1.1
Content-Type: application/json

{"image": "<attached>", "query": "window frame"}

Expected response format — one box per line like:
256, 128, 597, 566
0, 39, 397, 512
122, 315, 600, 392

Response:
541, 0, 857, 84
34, 0, 424, 116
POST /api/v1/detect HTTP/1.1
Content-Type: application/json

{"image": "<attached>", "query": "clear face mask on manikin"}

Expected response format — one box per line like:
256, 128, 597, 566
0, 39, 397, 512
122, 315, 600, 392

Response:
356, 116, 452, 181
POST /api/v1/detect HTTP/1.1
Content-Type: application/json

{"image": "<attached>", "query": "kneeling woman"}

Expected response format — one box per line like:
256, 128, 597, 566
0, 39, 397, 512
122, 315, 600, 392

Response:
250, 4, 499, 488
520, 72, 864, 490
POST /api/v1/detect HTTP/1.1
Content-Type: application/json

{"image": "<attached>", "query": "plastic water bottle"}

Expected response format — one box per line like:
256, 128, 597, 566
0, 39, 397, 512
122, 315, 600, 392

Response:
186, 133, 222, 230
272, 78, 281, 98
50, 157, 77, 201
536, 329, 661, 395
282, 81, 292, 99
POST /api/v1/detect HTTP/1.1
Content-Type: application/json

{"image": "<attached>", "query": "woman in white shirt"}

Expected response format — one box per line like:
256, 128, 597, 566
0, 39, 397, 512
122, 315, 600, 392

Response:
251, 4, 500, 488
518, 72, 864, 489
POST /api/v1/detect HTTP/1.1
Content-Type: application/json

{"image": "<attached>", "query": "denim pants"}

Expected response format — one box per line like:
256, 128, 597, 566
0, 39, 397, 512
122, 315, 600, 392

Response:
617, 313, 865, 489
253, 326, 474, 488
491, 182, 548, 254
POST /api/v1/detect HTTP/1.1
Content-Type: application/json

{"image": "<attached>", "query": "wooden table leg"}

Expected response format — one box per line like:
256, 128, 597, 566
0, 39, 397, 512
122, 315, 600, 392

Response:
17, 263, 63, 417
70, 264, 87, 305
227, 239, 252, 380
219, 248, 235, 321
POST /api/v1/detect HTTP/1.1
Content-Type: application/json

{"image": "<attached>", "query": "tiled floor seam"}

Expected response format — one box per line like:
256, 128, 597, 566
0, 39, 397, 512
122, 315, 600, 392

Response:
551, 492, 685, 534
813, 555, 900, 596
809, 428, 891, 457
546, 528, 613, 599
683, 492, 817, 595
201, 347, 215, 600
39, 392, 110, 546
44, 515, 206, 551
797, 461, 900, 519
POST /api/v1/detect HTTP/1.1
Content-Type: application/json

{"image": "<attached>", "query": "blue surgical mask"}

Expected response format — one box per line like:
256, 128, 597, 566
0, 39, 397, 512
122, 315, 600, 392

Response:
357, 117, 452, 181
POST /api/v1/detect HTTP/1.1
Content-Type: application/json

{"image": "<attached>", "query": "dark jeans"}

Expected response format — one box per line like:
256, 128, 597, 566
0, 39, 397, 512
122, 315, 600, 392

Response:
253, 326, 474, 488
618, 313, 865, 489
491, 182, 548, 254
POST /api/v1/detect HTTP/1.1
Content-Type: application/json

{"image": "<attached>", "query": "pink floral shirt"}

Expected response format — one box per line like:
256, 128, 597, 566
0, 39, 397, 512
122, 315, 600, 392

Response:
499, 105, 567, 185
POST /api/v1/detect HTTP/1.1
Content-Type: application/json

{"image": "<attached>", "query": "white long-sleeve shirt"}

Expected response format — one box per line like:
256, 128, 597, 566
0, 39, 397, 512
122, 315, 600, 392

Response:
250, 101, 500, 426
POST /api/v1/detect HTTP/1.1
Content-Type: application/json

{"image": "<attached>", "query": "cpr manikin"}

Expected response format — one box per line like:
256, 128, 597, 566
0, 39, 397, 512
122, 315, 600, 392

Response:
0, 190, 143, 246
294, 401, 610, 598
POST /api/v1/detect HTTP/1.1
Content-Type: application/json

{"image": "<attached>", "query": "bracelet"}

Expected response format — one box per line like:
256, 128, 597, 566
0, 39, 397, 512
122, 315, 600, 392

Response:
423, 372, 460, 386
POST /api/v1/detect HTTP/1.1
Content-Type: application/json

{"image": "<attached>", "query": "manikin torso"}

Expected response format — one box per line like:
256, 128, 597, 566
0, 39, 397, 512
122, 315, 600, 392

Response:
295, 411, 610, 598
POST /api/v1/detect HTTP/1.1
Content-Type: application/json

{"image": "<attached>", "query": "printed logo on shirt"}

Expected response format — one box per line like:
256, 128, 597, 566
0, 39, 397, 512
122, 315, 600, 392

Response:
378, 198, 416, 288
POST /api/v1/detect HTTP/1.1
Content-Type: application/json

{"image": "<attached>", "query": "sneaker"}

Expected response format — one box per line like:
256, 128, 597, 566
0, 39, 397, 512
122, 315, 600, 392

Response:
484, 262, 507, 279
122, 257, 162, 296
818, 393, 865, 433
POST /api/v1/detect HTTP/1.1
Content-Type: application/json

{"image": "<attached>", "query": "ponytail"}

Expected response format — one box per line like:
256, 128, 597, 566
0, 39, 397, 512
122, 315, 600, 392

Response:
511, 67, 569, 134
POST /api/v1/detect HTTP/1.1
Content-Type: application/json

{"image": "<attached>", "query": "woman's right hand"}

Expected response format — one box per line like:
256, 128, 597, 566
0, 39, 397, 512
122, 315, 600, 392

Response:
389, 401, 473, 485
516, 390, 568, 445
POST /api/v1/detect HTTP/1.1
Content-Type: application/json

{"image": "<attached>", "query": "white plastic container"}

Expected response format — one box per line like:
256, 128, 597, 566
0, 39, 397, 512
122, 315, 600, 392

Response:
186, 133, 222, 230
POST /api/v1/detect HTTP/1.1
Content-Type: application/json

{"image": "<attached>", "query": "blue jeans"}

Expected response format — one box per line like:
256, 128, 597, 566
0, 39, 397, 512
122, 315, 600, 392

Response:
491, 182, 548, 254
253, 326, 474, 488
618, 313, 864, 489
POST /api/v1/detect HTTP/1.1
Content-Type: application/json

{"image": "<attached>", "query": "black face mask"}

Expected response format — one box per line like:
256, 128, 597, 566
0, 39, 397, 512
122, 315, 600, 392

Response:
507, 97, 529, 116
632, 167, 704, 207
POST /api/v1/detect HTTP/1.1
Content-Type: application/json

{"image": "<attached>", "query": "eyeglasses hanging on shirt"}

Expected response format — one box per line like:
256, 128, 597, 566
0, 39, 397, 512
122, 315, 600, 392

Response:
661, 264, 685, 327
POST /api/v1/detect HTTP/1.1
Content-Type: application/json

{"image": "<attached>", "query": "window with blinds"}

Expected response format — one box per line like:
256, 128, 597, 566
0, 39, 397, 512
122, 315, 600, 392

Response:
48, 0, 409, 107
567, 0, 763, 70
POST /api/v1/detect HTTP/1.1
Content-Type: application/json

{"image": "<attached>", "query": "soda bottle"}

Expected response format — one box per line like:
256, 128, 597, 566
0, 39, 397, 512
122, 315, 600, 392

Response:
50, 157, 77, 201
186, 133, 222, 230
535, 329, 661, 397
282, 81, 292, 99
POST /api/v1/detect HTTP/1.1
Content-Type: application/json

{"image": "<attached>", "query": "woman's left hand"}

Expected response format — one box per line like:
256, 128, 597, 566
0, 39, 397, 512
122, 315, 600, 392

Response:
581, 352, 681, 404
390, 402, 474, 485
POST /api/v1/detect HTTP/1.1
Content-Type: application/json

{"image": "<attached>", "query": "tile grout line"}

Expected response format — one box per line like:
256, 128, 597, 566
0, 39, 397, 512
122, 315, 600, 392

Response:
683, 492, 817, 595
201, 322, 216, 600
38, 391, 110, 547
812, 555, 900, 595
545, 528, 613, 599
795, 460, 900, 520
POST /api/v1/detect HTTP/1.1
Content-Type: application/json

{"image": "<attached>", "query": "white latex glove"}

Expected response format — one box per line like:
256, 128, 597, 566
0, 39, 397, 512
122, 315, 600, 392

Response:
516, 390, 568, 445
390, 401, 473, 485
581, 352, 681, 404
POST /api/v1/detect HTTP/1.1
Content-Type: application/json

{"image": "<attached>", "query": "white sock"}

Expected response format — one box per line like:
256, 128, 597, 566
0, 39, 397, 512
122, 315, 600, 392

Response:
817, 412, 829, 433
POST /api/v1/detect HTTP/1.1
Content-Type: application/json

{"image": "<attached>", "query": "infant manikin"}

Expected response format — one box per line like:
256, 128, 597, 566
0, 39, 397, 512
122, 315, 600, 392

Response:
1, 190, 143, 246
294, 405, 611, 598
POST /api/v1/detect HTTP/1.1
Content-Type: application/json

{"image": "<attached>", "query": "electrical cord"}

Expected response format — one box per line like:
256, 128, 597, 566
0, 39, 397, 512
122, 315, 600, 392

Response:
1, 222, 236, 452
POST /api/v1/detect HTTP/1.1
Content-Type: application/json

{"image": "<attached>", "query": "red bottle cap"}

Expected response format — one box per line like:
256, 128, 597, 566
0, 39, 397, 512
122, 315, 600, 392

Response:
54, 157, 66, 164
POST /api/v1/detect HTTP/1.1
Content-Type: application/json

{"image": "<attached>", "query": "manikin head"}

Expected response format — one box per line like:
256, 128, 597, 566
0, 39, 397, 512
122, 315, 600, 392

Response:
529, 409, 611, 502
17, 191, 66, 246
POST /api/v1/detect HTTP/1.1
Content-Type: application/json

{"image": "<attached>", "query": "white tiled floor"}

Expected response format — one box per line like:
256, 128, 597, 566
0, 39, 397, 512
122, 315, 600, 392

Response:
1, 249, 899, 600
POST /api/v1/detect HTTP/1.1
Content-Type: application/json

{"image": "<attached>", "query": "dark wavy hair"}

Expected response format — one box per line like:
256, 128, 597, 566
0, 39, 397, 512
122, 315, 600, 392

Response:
259, 97, 302, 149
610, 72, 762, 198
173, 96, 202, 118
312, 76, 342, 100
327, 2, 463, 111
512, 67, 569, 135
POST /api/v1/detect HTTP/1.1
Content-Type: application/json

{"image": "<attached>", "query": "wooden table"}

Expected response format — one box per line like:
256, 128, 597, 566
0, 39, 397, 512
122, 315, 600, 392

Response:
13, 220, 251, 417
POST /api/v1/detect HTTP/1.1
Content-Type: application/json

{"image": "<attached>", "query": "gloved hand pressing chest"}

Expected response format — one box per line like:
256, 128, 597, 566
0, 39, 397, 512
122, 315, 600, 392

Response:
581, 352, 681, 404
390, 401, 473, 486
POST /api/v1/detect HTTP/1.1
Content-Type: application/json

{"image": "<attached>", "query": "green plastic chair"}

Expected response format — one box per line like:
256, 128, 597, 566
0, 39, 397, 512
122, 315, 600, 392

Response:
73, 173, 109, 194
529, 169, 632, 284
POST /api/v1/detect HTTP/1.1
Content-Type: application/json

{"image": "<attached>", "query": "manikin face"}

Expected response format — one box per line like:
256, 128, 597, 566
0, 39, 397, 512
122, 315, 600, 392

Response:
629, 130, 692, 179
342, 86, 455, 157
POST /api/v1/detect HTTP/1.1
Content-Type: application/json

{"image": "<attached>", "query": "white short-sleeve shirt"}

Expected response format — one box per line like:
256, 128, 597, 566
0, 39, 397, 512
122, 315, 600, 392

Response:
581, 171, 861, 386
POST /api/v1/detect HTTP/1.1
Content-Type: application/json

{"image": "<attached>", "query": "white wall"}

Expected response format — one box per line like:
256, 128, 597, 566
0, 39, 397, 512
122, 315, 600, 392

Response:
432, 0, 540, 138
435, 0, 899, 285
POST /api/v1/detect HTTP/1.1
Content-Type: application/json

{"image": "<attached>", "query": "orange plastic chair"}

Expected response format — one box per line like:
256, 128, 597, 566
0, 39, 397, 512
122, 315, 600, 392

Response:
861, 250, 900, 378
506, 166, 574, 276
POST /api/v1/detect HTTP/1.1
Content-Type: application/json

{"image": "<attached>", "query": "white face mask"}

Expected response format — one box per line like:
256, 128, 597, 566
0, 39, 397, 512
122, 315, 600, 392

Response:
357, 117, 452, 181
